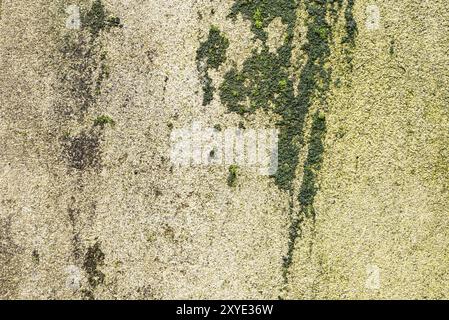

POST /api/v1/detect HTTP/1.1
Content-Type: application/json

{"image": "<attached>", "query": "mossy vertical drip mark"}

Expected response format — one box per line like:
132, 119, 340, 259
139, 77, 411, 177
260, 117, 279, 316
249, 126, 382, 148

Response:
82, 0, 123, 39
299, 112, 327, 218
222, 0, 298, 190
341, 0, 358, 67
196, 26, 230, 106
55, 1, 123, 300
198, 0, 359, 287
276, 0, 333, 192
82, 242, 106, 300
283, 111, 327, 272
58, 0, 122, 118
281, 0, 358, 282
280, 0, 334, 276
216, 0, 358, 285
220, 0, 333, 192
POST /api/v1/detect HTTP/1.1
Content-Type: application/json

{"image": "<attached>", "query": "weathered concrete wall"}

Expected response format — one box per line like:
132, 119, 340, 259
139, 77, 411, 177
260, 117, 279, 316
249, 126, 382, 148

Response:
0, 0, 447, 299
287, 0, 449, 299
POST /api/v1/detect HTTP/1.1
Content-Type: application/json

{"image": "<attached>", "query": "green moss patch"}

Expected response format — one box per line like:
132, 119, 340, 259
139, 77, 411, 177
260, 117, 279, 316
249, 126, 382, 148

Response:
227, 165, 239, 187
216, 0, 358, 281
83, 0, 123, 38
196, 26, 230, 105
94, 115, 115, 127
228, 0, 297, 40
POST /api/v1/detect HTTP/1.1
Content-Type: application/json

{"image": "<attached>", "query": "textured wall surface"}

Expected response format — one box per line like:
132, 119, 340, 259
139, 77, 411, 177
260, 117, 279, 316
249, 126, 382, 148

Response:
0, 0, 447, 299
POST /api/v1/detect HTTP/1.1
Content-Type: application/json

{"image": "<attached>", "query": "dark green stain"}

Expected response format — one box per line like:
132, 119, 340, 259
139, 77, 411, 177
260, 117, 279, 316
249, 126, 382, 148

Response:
93, 115, 115, 127
283, 111, 327, 272
341, 0, 358, 67
220, 0, 335, 193
196, 26, 230, 105
227, 165, 239, 187
57, 0, 123, 118
215, 1, 358, 284
83, 0, 123, 38
228, 0, 297, 41
299, 112, 327, 214
221, 0, 298, 191
82, 242, 106, 299
82, 1, 122, 95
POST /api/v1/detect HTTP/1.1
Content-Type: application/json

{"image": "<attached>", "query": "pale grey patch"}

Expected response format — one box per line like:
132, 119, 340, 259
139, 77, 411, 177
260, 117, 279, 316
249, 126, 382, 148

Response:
65, 5, 81, 30
365, 264, 381, 289
366, 5, 380, 30
65, 265, 81, 290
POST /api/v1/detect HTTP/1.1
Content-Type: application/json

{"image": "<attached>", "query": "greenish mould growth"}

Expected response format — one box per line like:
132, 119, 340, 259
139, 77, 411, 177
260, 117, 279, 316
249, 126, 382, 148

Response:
221, 0, 336, 192
57, 1, 122, 118
197, 26, 229, 69
389, 38, 395, 56
196, 26, 230, 105
228, 0, 297, 40
283, 111, 327, 271
96, 52, 111, 95
341, 0, 358, 66
83, 0, 123, 38
299, 115, 327, 214
82, 242, 106, 299
279, 0, 351, 282
63, 131, 101, 170
221, 0, 299, 190
275, 0, 333, 190
217, 0, 358, 283
220, 49, 295, 116
94, 115, 115, 127
32, 249, 40, 264
227, 165, 239, 187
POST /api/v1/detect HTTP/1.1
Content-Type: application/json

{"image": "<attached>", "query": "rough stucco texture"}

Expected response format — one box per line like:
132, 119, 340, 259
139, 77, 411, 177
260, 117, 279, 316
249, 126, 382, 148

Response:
0, 0, 448, 299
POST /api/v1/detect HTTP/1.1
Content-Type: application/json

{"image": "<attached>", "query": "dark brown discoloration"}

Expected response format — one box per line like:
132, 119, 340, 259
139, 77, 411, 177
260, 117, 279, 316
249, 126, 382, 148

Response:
32, 249, 40, 264
0, 217, 22, 299
82, 241, 106, 299
56, 34, 98, 119
63, 131, 101, 171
